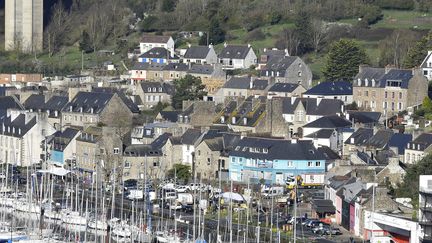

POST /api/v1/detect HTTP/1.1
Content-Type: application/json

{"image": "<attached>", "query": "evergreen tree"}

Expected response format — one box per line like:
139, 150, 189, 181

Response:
79, 30, 93, 53
161, 0, 176, 12
171, 75, 207, 110
323, 39, 369, 82
208, 18, 225, 45
294, 9, 312, 54
404, 33, 432, 68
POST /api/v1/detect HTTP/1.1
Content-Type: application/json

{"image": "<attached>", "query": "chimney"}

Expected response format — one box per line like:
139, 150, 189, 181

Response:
284, 49, 289, 56
359, 64, 367, 74
385, 64, 395, 74
243, 117, 247, 125
317, 97, 322, 106
232, 116, 236, 124
247, 44, 251, 48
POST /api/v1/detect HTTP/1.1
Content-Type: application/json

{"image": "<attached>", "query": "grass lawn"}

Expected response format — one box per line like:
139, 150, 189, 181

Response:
372, 10, 432, 29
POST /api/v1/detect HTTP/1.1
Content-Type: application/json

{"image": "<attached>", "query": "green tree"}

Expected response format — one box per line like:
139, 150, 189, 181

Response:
423, 97, 432, 113
167, 164, 191, 183
396, 154, 432, 202
208, 18, 225, 45
323, 39, 369, 82
140, 15, 159, 32
79, 30, 94, 53
294, 9, 312, 54
161, 0, 176, 12
404, 33, 432, 68
171, 75, 207, 110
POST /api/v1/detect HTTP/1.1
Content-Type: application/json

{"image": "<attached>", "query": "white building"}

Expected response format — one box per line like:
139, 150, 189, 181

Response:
419, 175, 432, 242
404, 133, 432, 164
218, 44, 257, 70
183, 45, 218, 65
139, 35, 174, 54
421, 51, 432, 81
0, 111, 55, 167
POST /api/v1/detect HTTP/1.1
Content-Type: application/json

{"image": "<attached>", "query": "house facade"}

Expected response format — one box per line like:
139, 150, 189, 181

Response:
138, 47, 179, 64
218, 44, 257, 70
183, 45, 218, 65
139, 35, 174, 54
267, 83, 306, 98
48, 128, 80, 167
303, 81, 353, 105
260, 56, 312, 89
404, 133, 432, 164
136, 82, 174, 110
421, 51, 432, 81
229, 137, 326, 184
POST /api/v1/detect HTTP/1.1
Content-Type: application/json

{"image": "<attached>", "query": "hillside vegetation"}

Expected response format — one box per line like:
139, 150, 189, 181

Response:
0, 0, 431, 79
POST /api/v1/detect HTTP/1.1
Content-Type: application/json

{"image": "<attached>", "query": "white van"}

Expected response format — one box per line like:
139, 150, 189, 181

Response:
261, 186, 284, 198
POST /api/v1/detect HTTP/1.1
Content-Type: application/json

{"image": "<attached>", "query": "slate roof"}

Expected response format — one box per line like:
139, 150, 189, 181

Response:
0, 96, 23, 111
0, 114, 37, 138
407, 133, 432, 151
139, 47, 179, 59
345, 128, 374, 146
188, 64, 215, 75
158, 111, 180, 122
259, 49, 286, 63
131, 62, 165, 71
355, 67, 413, 88
282, 98, 343, 116
51, 128, 80, 151
92, 88, 139, 113
162, 63, 189, 71
219, 45, 251, 59
62, 92, 113, 114
328, 176, 355, 190
230, 137, 326, 161
204, 137, 224, 151
261, 56, 298, 75
305, 129, 335, 139
389, 133, 412, 155
123, 144, 162, 157
365, 129, 394, 149
311, 199, 336, 214
141, 82, 174, 94
223, 77, 269, 90
131, 62, 150, 70
141, 35, 172, 43
340, 180, 365, 203
346, 111, 381, 124
23, 94, 45, 110
317, 146, 341, 160
304, 81, 352, 96
180, 128, 202, 145
151, 133, 172, 150
43, 96, 68, 111
184, 46, 211, 59
268, 83, 300, 93
303, 115, 351, 128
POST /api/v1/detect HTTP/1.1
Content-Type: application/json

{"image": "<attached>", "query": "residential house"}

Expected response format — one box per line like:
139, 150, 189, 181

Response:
421, 51, 432, 81
47, 128, 80, 167
180, 128, 203, 165
260, 56, 312, 89
155, 111, 180, 123
183, 45, 218, 65
177, 101, 217, 131
0, 73, 43, 85
229, 137, 326, 184
303, 81, 353, 105
0, 112, 56, 167
336, 179, 365, 231
345, 111, 381, 129
267, 83, 306, 98
187, 64, 226, 96
375, 157, 407, 187
281, 97, 344, 136
218, 44, 257, 70
129, 62, 165, 83
61, 91, 134, 128
257, 48, 289, 70
353, 66, 428, 115
162, 63, 189, 81
75, 126, 122, 181
139, 35, 174, 54
136, 82, 174, 110
221, 76, 270, 99
388, 133, 412, 162
131, 122, 180, 145
138, 47, 179, 64
404, 133, 432, 164
344, 128, 374, 158
0, 96, 24, 114
22, 94, 68, 129
325, 175, 355, 214
122, 143, 166, 181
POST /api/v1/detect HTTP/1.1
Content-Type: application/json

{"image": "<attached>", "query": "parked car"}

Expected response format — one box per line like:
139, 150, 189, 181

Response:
309, 220, 329, 228
289, 217, 307, 225
175, 185, 190, 193
312, 225, 329, 234
302, 218, 317, 226
324, 227, 342, 235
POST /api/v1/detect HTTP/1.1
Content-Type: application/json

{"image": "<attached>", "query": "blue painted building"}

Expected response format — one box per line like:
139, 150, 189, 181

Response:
229, 137, 326, 184
138, 47, 179, 64
48, 128, 80, 166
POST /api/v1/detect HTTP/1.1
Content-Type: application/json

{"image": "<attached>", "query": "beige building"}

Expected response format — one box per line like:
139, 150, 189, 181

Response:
5, 0, 43, 52
353, 66, 427, 116
122, 144, 166, 181
404, 133, 432, 164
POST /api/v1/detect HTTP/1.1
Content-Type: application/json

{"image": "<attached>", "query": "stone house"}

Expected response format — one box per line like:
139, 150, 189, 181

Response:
220, 76, 270, 99
183, 45, 218, 65
187, 64, 226, 96
404, 133, 432, 164
260, 55, 312, 89
257, 48, 289, 70
267, 83, 306, 98
61, 91, 134, 128
177, 100, 217, 132
180, 128, 203, 166
122, 144, 165, 181
129, 62, 165, 83
218, 44, 257, 70
22, 94, 68, 130
162, 63, 189, 81
375, 157, 406, 187
353, 66, 428, 116
421, 51, 432, 81
135, 82, 174, 110
140, 35, 174, 54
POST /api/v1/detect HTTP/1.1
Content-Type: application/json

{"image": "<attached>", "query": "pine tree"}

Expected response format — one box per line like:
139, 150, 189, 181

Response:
294, 9, 312, 54
79, 30, 93, 53
323, 39, 369, 82
208, 18, 225, 45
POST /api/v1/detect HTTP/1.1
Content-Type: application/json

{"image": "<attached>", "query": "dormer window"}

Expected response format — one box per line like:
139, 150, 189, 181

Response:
148, 88, 151, 92
159, 87, 162, 92
263, 148, 268, 154
153, 87, 156, 92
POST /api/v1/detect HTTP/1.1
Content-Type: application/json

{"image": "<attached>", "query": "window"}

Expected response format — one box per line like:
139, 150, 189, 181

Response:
307, 161, 313, 167
287, 161, 293, 167
198, 150, 201, 156
221, 160, 225, 168
124, 172, 130, 176
153, 161, 160, 167
232, 157, 236, 163
298, 71, 302, 77
64, 115, 67, 121
399, 92, 402, 99
207, 158, 211, 165
385, 91, 388, 99
364, 91, 368, 96
263, 148, 268, 154
398, 103, 402, 110
187, 145, 190, 150
113, 148, 120, 154
124, 161, 131, 168
315, 161, 321, 167
372, 91, 376, 97
392, 92, 395, 99
383, 102, 387, 109
425, 70, 429, 75
391, 102, 395, 111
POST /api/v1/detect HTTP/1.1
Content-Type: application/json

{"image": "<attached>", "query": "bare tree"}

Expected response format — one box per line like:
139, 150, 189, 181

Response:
276, 28, 300, 56
44, 2, 70, 56
311, 19, 327, 53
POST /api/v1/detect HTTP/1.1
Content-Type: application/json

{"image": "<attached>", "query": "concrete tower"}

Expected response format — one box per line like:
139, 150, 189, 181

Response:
5, 0, 43, 52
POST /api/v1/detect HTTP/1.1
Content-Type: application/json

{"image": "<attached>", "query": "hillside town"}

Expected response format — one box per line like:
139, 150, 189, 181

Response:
1, 32, 432, 243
